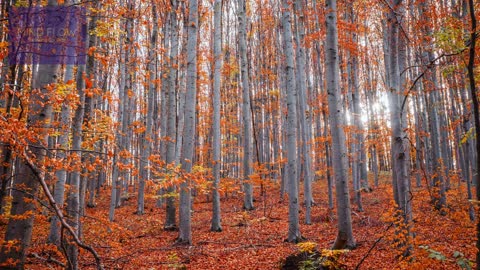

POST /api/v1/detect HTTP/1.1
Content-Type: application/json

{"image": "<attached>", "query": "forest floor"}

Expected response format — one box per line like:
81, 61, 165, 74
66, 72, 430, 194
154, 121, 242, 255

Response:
8, 173, 477, 269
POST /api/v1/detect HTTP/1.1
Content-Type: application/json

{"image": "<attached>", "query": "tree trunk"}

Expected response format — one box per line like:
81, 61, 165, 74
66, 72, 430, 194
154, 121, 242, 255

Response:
65, 60, 87, 270
211, 0, 223, 232
165, 0, 180, 231
385, 0, 412, 256
177, 0, 199, 245
138, 0, 158, 215
282, 0, 302, 243
293, 0, 313, 225
237, 0, 254, 210
48, 64, 73, 246
325, 0, 356, 249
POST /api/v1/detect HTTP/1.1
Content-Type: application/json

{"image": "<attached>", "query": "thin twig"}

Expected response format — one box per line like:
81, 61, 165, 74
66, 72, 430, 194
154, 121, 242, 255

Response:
354, 223, 394, 270
400, 50, 467, 118
29, 252, 66, 268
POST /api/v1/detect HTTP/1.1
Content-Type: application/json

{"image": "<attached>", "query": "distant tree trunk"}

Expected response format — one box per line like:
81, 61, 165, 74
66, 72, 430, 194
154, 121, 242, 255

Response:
175, 2, 188, 168
48, 64, 74, 246
175, 5, 187, 167
322, 109, 334, 212
138, 0, 158, 215
177, 0, 198, 245
237, 0, 254, 210
412, 95, 423, 188
110, 0, 130, 221
364, 42, 380, 187
211, 0, 223, 232
282, 0, 302, 243
349, 9, 369, 195
293, 0, 313, 225
344, 0, 364, 213
157, 12, 171, 208
65, 61, 87, 270
165, 0, 180, 230
325, 0, 356, 249
419, 0, 446, 211
121, 0, 135, 206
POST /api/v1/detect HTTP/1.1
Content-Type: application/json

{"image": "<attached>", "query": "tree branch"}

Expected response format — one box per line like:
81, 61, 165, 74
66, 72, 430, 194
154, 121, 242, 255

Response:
22, 149, 104, 270
400, 49, 467, 117
354, 222, 393, 270
29, 252, 66, 268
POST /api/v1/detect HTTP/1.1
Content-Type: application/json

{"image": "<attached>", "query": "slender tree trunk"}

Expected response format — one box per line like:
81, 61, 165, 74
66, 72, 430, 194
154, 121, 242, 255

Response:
177, 0, 198, 244
237, 0, 254, 210
48, 64, 73, 245
165, 0, 180, 230
293, 0, 313, 225
65, 60, 87, 270
282, 0, 302, 243
325, 0, 356, 249
418, 0, 446, 211
138, 0, 158, 215
211, 0, 223, 232
109, 1, 129, 221
386, 0, 412, 255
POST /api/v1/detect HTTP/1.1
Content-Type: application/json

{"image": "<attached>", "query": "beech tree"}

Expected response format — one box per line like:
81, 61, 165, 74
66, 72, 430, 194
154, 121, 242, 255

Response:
164, 0, 181, 231
325, 0, 356, 249
178, 0, 199, 244
282, 0, 301, 243
211, 0, 222, 232
293, 0, 313, 224
237, 0, 254, 211
384, 0, 412, 254
0, 0, 479, 269
137, 0, 158, 216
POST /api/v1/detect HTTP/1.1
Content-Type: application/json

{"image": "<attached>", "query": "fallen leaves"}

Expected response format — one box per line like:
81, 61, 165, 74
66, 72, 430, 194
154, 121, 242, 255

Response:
2, 173, 475, 269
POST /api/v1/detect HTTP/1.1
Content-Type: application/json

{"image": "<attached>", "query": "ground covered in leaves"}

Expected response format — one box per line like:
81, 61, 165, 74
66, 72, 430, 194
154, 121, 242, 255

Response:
4, 173, 477, 269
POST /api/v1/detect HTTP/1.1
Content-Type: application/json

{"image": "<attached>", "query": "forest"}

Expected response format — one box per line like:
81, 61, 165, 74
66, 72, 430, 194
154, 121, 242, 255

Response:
0, 0, 479, 269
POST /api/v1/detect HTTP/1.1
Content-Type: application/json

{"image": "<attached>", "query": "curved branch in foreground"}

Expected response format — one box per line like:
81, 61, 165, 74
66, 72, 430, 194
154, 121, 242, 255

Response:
22, 150, 104, 270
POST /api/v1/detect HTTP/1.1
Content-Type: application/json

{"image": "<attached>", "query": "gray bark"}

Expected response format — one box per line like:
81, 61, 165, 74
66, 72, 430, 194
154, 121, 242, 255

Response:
138, 0, 159, 215
165, 0, 180, 230
109, 0, 131, 221
325, 0, 356, 249
385, 0, 412, 255
211, 0, 223, 232
65, 61, 87, 270
419, 0, 446, 211
282, 0, 302, 243
293, 0, 313, 225
177, 0, 198, 244
237, 0, 254, 210
48, 66, 73, 245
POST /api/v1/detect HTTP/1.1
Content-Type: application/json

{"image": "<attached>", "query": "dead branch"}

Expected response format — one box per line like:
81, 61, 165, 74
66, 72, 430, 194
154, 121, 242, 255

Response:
29, 252, 66, 268
22, 149, 104, 270
354, 223, 394, 270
